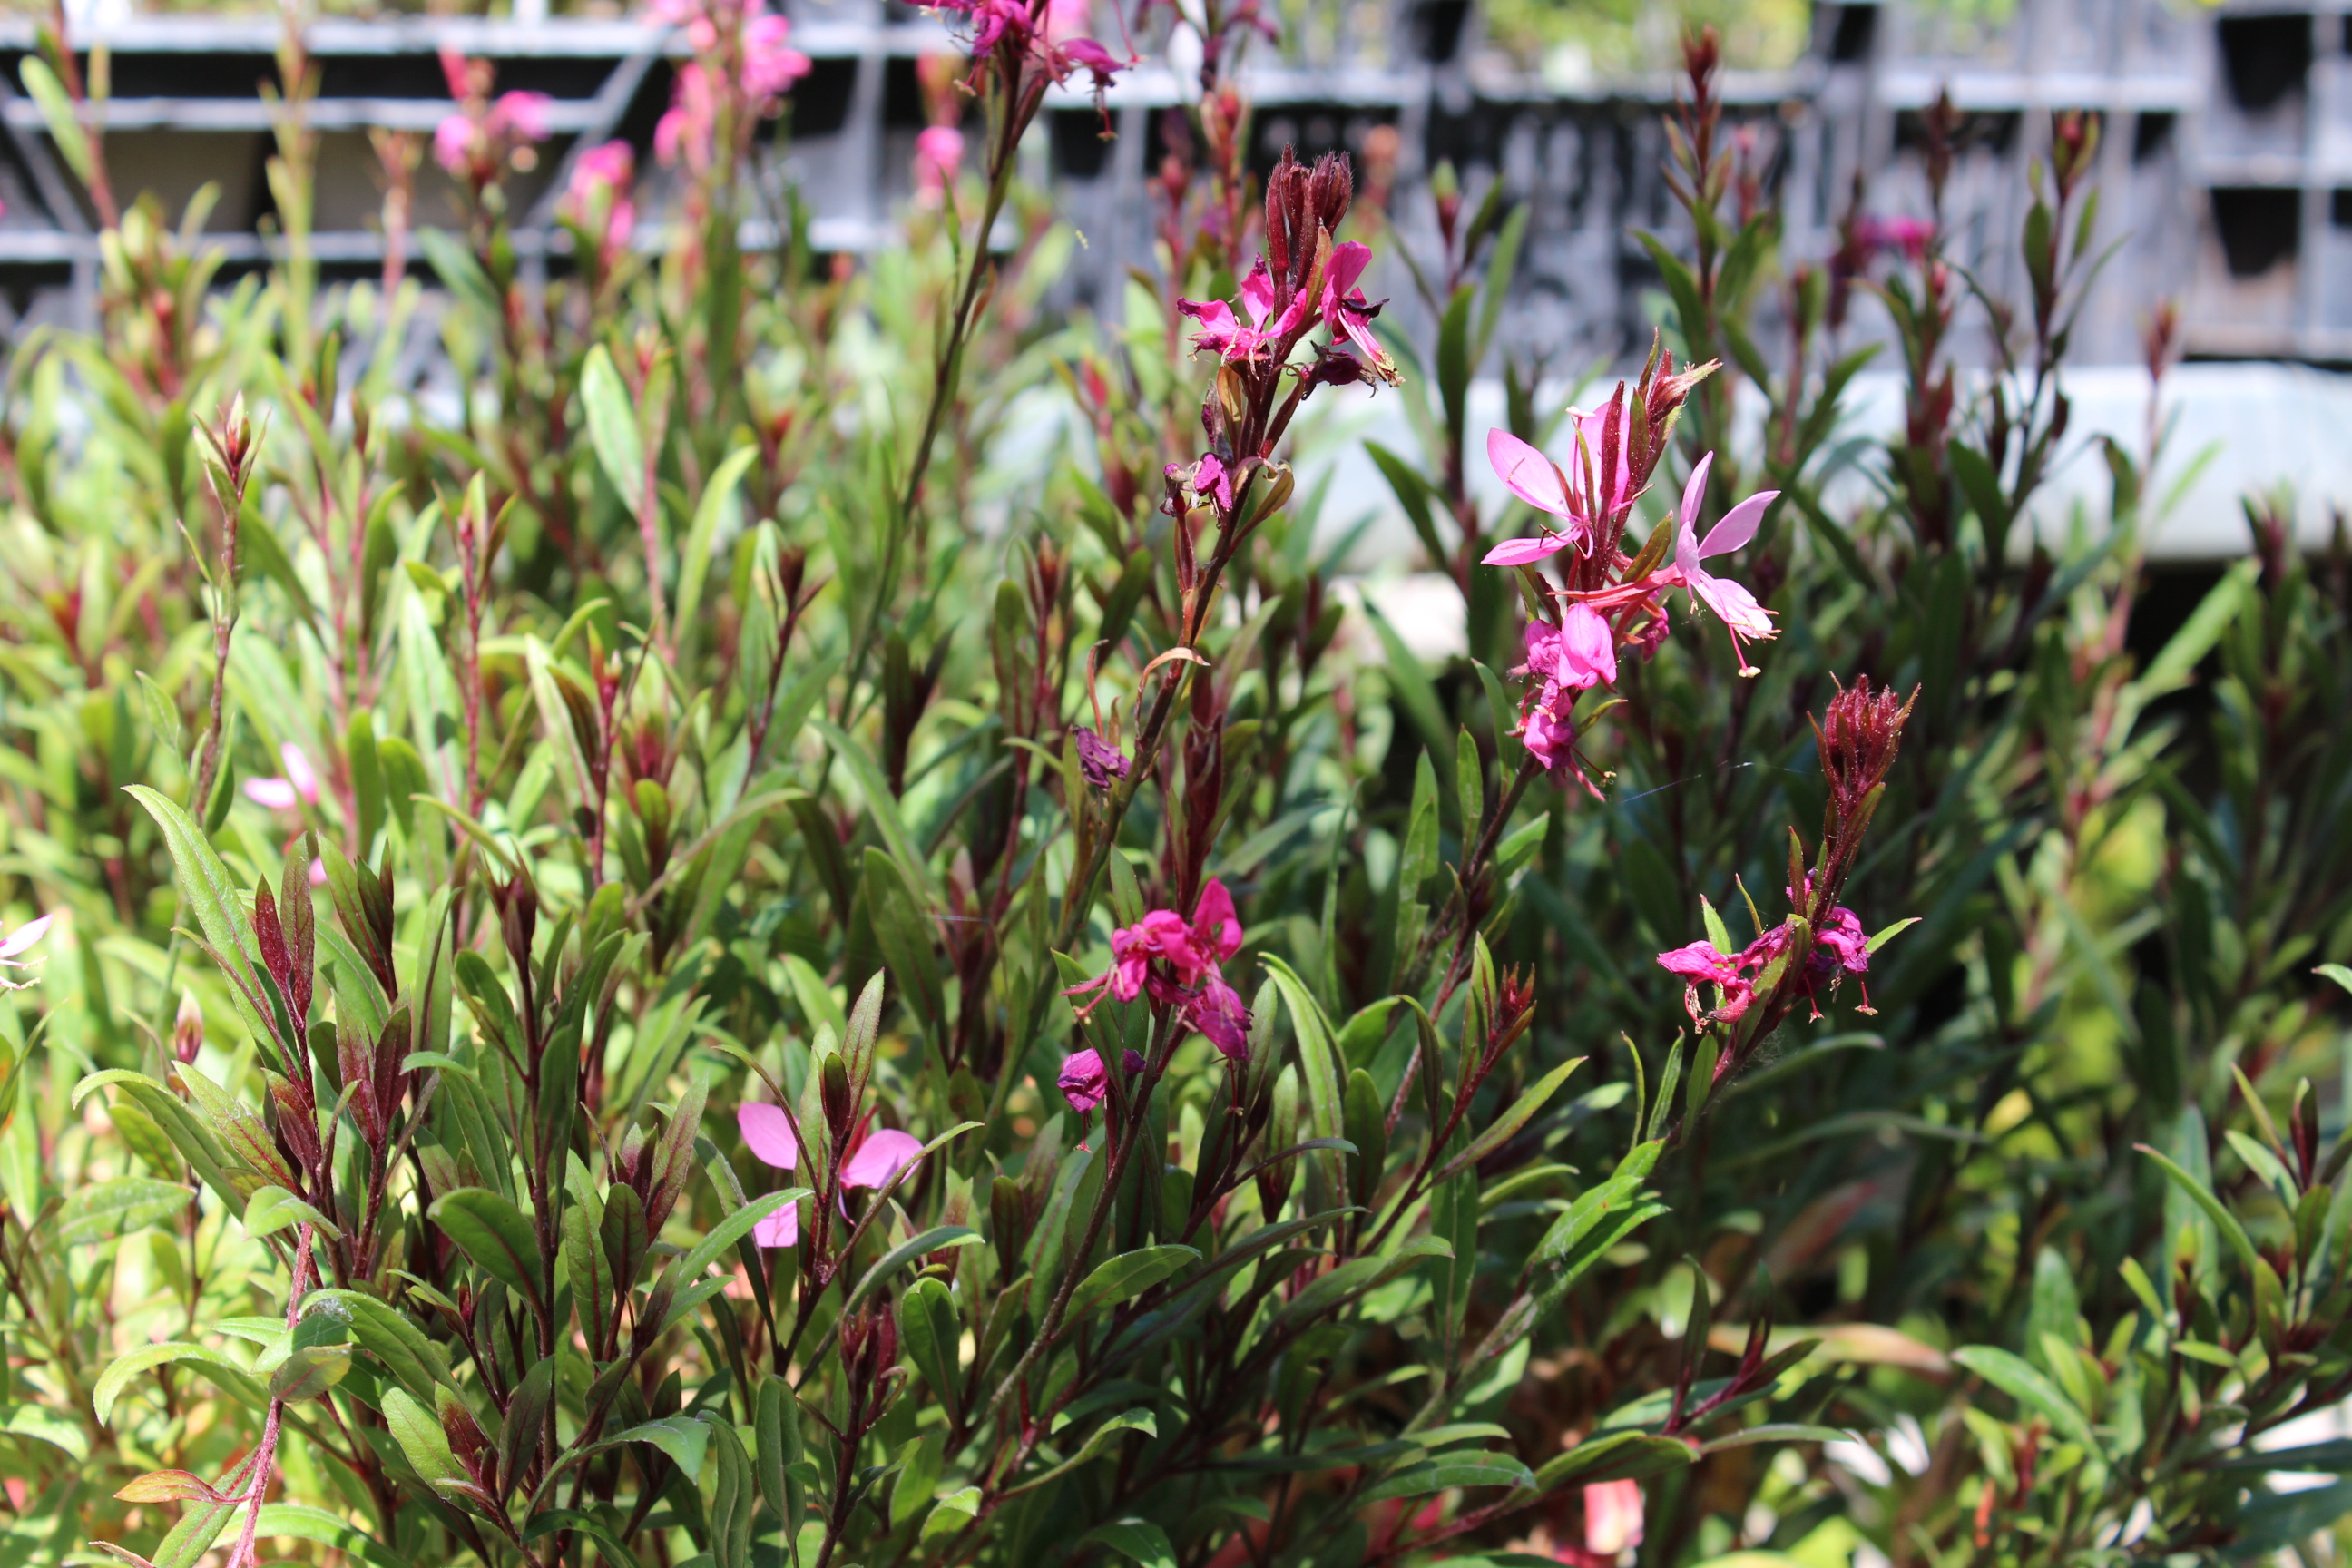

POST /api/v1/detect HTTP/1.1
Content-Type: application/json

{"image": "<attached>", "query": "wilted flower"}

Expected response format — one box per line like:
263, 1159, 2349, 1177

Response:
1059, 1048, 1110, 1112
1073, 727, 1130, 789
1658, 886, 1887, 1026
738, 1103, 922, 1247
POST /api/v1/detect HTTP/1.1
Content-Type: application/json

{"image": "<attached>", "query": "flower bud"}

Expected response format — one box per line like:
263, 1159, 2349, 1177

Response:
820, 1052, 853, 1142
173, 990, 204, 1064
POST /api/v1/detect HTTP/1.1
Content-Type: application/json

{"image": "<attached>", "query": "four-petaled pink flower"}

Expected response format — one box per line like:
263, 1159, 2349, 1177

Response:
737, 1103, 922, 1248
1481, 411, 1642, 565
0, 913, 53, 992
1180, 263, 1307, 367
1657, 887, 1880, 1026
244, 743, 322, 811
1063, 878, 1252, 1057
1664, 451, 1779, 675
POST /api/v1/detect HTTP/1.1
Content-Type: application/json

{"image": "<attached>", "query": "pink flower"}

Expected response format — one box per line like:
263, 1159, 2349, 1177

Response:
737, 1103, 924, 1248
0, 913, 53, 991
1060, 1048, 1109, 1112
1657, 938, 1753, 1024
562, 140, 637, 250
1583, 1479, 1644, 1557
1044, 0, 1092, 43
1180, 261, 1308, 366
1317, 241, 1397, 384
1522, 703, 1576, 778
1858, 213, 1932, 262
433, 113, 475, 174
742, 12, 812, 98
1519, 604, 1617, 692
916, 124, 965, 194
1062, 879, 1253, 1057
1480, 408, 1636, 564
1665, 451, 1779, 675
493, 90, 553, 142
244, 743, 322, 811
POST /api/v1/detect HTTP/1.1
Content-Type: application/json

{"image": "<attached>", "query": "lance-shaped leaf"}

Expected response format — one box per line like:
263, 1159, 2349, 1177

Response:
429, 1189, 547, 1317
1064, 1244, 1202, 1325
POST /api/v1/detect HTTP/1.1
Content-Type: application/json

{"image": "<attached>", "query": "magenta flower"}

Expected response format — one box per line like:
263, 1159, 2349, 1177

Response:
1657, 894, 1880, 1026
1317, 241, 1397, 384
1181, 263, 1308, 367
1481, 410, 1641, 565
1059, 1048, 1110, 1112
1519, 603, 1617, 693
1665, 452, 1779, 674
244, 743, 322, 811
1857, 213, 1933, 262
433, 113, 474, 175
737, 1103, 922, 1247
0, 912, 53, 991
1063, 879, 1252, 1058
495, 91, 554, 142
741, 12, 813, 97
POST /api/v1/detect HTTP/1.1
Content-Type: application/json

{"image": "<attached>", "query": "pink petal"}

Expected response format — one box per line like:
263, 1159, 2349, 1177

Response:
243, 778, 300, 810
309, 858, 328, 887
1239, 266, 1278, 329
1191, 878, 1243, 962
1583, 1479, 1646, 1554
1698, 491, 1779, 559
0, 914, 52, 961
1690, 570, 1778, 639
1557, 603, 1618, 689
752, 1203, 799, 1249
1481, 534, 1572, 567
737, 1102, 799, 1170
279, 743, 320, 805
841, 1128, 923, 1190
1323, 240, 1371, 299
1680, 451, 1715, 532
1486, 428, 1573, 518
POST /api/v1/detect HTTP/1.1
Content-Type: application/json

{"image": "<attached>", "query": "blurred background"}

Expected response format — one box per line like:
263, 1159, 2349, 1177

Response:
0, 0, 2344, 558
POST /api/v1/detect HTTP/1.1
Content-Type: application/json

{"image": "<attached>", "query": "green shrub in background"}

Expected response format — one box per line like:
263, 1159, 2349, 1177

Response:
0, 8, 2346, 1568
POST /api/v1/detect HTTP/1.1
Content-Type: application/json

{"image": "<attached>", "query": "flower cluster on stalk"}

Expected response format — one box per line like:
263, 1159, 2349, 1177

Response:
1475, 346, 1787, 789
433, 51, 551, 187
649, 0, 812, 172
1167, 149, 1397, 520
1062, 877, 1250, 1056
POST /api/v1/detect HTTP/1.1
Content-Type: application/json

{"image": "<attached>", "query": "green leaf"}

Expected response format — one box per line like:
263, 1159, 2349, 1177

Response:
250, 1504, 419, 1568
1084, 1518, 1176, 1568
1532, 1431, 1696, 1489
1359, 1450, 1535, 1504
244, 1183, 343, 1240
428, 1188, 546, 1313
58, 1176, 193, 1246
843, 1224, 985, 1322
582, 346, 647, 517
677, 443, 760, 658
269, 1346, 353, 1402
382, 1387, 466, 1486
1432, 1057, 1584, 1186
123, 786, 274, 1050
309, 1289, 456, 1398
1950, 1346, 2102, 1460
676, 1187, 808, 1284
18, 58, 93, 187
2136, 1143, 2261, 1284
93, 1341, 266, 1426
611, 1415, 711, 1481
1065, 1244, 1202, 1324
1260, 955, 1351, 1203
924, 1485, 982, 1537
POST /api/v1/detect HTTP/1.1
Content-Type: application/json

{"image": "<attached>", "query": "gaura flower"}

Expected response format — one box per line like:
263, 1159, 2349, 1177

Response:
1318, 241, 1397, 384
1057, 1046, 1146, 1112
1519, 603, 1617, 693
1583, 1478, 1645, 1557
1180, 262, 1307, 366
0, 913, 53, 991
1481, 410, 1641, 565
737, 1103, 922, 1247
1656, 888, 1883, 1025
1063, 879, 1252, 1057
244, 743, 322, 811
561, 140, 636, 252
1665, 451, 1779, 675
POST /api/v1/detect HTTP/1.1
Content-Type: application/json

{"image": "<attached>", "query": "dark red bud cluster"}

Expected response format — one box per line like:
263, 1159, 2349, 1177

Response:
1263, 147, 1351, 309
2051, 109, 2099, 203
1817, 676, 1918, 824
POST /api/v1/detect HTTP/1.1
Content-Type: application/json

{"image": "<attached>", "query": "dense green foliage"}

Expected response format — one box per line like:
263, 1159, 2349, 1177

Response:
0, 12, 2347, 1568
